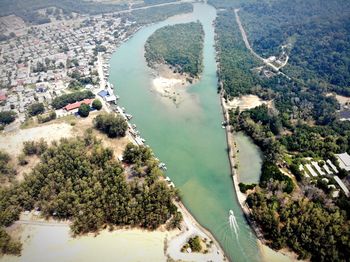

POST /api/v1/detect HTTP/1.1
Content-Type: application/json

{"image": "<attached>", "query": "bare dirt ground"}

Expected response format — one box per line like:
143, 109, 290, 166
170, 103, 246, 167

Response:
0, 123, 73, 157
0, 111, 130, 159
225, 94, 272, 111
334, 94, 350, 105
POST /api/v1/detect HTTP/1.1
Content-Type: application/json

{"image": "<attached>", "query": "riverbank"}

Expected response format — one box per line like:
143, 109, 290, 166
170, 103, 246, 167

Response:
2, 219, 176, 262
220, 91, 301, 262
0, 109, 225, 261
2, 203, 226, 262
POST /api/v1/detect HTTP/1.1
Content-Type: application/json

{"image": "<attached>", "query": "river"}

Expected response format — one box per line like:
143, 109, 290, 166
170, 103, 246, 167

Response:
109, 3, 261, 262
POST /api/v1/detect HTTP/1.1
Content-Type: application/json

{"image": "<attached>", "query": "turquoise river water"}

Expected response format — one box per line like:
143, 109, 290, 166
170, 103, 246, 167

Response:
109, 3, 263, 262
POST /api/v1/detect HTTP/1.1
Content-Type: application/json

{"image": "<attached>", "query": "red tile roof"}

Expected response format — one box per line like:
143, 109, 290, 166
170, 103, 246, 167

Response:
64, 99, 93, 111
0, 91, 6, 101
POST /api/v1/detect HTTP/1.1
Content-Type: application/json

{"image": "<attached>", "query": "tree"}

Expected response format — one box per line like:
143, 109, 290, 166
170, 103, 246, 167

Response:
123, 143, 153, 164
28, 103, 45, 116
68, 80, 83, 90
94, 113, 128, 138
78, 103, 90, 117
0, 111, 16, 125
92, 99, 102, 110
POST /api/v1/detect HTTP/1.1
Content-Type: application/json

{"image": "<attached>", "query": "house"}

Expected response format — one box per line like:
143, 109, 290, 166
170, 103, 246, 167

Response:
64, 98, 94, 111
335, 152, 350, 171
0, 91, 6, 102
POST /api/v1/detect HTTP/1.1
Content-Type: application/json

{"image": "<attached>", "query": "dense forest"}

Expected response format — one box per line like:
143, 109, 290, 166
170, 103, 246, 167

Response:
0, 0, 127, 20
231, 105, 350, 260
0, 0, 189, 25
239, 0, 350, 95
213, 0, 350, 260
145, 22, 204, 77
0, 135, 181, 255
214, 10, 261, 96
247, 184, 350, 261
127, 3, 193, 25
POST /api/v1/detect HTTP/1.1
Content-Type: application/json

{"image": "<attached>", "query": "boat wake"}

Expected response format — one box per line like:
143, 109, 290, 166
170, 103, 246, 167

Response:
229, 209, 239, 240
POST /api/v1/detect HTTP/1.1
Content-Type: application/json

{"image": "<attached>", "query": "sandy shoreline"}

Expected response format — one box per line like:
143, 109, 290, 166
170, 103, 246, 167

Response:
1, 203, 226, 262
0, 110, 227, 262
150, 63, 197, 105
2, 223, 176, 262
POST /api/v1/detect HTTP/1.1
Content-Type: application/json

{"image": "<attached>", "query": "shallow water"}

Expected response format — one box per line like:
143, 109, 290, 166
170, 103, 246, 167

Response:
109, 3, 262, 261
235, 132, 262, 184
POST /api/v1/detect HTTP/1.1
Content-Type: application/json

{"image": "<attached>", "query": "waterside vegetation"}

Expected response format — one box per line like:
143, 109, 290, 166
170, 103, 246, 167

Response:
0, 133, 181, 256
145, 22, 204, 77
213, 0, 350, 260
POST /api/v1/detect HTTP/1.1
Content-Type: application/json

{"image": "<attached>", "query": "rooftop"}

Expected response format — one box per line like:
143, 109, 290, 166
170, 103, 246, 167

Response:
64, 98, 94, 111
336, 152, 350, 171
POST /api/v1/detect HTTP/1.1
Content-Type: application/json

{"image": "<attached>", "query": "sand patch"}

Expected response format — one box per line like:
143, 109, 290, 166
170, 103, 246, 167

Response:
225, 95, 272, 111
2, 223, 174, 262
335, 94, 350, 106
151, 64, 196, 106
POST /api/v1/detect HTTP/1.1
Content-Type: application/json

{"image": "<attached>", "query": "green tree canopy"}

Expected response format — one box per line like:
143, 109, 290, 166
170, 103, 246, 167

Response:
94, 113, 128, 138
0, 111, 16, 125
78, 103, 90, 117
28, 103, 45, 116
92, 99, 102, 110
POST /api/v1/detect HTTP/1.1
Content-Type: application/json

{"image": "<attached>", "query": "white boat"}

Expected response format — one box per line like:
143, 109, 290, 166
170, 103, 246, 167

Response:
125, 113, 133, 120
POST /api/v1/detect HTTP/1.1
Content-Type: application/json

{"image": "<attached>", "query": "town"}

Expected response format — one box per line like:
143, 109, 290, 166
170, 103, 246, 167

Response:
0, 7, 141, 131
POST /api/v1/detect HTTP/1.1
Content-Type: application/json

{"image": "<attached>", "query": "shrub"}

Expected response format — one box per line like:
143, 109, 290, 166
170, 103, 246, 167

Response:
37, 111, 56, 123
238, 182, 257, 193
188, 236, 202, 252
23, 139, 48, 156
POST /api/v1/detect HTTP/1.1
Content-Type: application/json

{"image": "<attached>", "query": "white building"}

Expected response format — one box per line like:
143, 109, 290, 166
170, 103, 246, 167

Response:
336, 153, 350, 171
